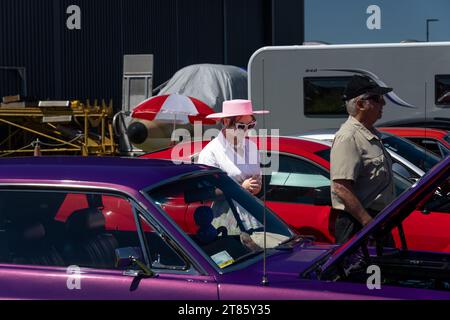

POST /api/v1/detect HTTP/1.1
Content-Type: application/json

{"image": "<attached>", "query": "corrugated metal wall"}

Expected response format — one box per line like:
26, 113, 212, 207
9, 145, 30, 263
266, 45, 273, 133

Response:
0, 0, 304, 111
0, 0, 56, 99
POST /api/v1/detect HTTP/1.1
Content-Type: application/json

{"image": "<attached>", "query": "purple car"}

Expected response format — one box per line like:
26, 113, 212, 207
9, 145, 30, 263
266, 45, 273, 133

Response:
0, 156, 449, 299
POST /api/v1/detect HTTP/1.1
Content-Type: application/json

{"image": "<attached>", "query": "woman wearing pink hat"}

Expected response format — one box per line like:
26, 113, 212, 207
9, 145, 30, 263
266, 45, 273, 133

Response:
198, 99, 269, 195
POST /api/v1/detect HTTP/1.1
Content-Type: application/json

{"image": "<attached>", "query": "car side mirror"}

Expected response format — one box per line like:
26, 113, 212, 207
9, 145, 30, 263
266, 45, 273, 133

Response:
115, 247, 155, 277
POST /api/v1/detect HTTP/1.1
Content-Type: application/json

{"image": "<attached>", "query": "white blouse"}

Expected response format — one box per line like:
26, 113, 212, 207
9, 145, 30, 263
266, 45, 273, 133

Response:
197, 131, 261, 183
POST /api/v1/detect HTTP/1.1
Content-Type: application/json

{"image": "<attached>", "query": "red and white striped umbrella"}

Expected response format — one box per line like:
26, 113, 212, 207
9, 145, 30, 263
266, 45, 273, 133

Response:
131, 94, 216, 125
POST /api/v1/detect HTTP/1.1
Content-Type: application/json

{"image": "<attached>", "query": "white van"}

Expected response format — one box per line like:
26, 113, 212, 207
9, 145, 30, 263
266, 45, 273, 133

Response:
248, 42, 450, 133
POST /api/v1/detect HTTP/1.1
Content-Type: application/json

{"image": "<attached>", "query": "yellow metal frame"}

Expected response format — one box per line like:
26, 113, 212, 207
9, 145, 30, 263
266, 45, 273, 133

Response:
0, 100, 117, 157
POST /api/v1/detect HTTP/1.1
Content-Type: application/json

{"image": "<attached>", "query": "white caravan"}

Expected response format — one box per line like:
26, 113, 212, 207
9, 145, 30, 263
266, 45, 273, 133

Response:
248, 42, 450, 133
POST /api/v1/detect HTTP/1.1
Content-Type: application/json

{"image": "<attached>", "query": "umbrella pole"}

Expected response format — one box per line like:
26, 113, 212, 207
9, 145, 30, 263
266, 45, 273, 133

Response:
173, 114, 177, 134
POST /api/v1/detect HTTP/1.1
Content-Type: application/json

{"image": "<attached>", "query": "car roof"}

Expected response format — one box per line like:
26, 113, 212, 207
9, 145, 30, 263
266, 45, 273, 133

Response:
299, 127, 449, 139
379, 127, 448, 137
297, 128, 339, 136
0, 156, 213, 191
379, 127, 450, 148
269, 136, 331, 152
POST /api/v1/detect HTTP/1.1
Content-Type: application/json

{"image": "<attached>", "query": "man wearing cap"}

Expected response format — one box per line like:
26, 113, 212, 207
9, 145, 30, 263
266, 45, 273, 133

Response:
331, 75, 396, 244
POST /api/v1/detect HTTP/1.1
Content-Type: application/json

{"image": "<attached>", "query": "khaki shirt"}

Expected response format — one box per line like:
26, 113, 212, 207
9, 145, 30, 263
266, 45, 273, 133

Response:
330, 116, 395, 212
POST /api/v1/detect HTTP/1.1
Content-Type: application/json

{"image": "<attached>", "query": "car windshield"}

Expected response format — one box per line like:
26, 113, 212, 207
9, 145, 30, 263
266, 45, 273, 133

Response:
146, 173, 293, 269
392, 171, 414, 196
381, 134, 440, 172
440, 143, 449, 157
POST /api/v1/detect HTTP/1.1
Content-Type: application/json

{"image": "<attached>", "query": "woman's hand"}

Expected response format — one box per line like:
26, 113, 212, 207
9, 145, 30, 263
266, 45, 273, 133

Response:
242, 176, 262, 195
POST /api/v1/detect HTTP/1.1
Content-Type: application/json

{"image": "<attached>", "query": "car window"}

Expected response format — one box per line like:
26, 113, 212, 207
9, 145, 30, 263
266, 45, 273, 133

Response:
314, 148, 331, 162
440, 144, 449, 157
0, 190, 186, 270
147, 173, 293, 270
392, 172, 414, 197
435, 74, 450, 105
391, 157, 420, 181
444, 133, 450, 144
135, 214, 187, 270
260, 153, 331, 205
381, 134, 440, 172
407, 138, 442, 159
56, 193, 138, 231
303, 76, 351, 116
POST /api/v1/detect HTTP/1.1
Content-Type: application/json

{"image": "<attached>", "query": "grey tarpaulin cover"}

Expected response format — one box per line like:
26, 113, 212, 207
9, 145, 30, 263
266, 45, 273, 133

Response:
158, 64, 248, 111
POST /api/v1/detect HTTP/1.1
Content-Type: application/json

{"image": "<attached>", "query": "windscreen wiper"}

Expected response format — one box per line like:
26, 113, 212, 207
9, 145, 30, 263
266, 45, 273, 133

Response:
231, 249, 264, 265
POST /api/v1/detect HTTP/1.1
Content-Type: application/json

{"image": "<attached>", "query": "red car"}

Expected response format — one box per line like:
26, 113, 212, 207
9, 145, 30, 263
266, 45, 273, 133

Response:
379, 127, 450, 158
142, 136, 450, 253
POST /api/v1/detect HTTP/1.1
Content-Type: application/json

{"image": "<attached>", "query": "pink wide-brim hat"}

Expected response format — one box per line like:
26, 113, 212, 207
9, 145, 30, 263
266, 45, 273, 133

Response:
206, 99, 269, 119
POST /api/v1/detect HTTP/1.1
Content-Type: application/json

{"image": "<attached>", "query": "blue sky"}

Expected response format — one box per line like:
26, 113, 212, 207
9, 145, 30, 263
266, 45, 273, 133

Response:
305, 0, 450, 43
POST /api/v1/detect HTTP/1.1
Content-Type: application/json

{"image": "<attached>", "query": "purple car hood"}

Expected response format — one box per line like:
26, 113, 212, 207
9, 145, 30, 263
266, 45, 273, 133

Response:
216, 192, 450, 300
321, 156, 450, 273
216, 241, 429, 299
218, 241, 335, 286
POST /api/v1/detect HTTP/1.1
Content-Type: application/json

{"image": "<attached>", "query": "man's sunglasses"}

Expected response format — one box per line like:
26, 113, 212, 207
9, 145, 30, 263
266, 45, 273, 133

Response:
235, 120, 257, 131
361, 95, 384, 103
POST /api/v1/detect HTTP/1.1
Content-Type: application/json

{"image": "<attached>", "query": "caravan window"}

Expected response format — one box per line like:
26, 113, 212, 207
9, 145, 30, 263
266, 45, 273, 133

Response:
435, 75, 450, 105
303, 77, 351, 116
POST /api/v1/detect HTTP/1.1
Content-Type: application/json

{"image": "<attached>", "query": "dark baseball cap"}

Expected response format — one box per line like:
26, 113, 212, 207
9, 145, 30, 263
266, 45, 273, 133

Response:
342, 75, 393, 101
